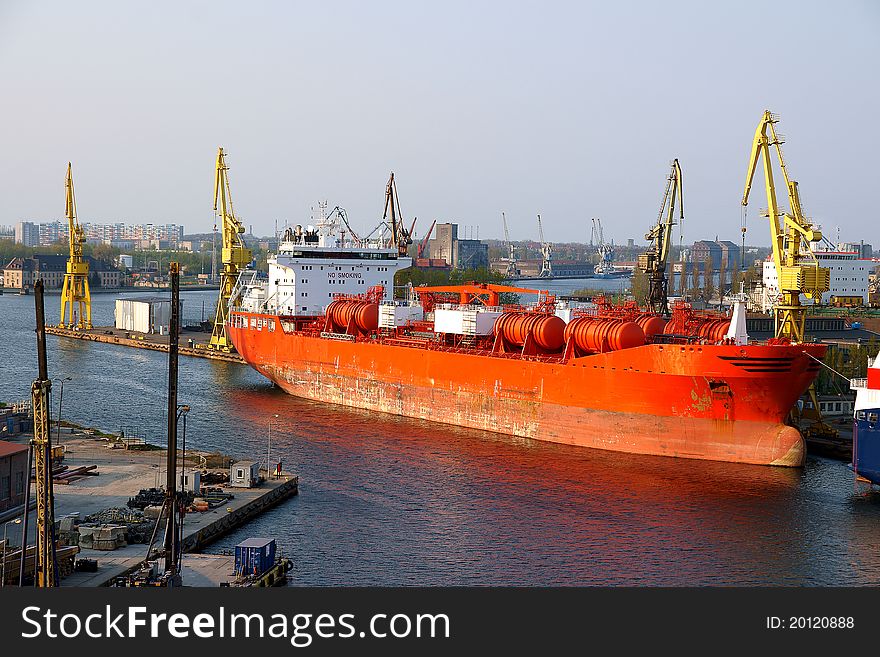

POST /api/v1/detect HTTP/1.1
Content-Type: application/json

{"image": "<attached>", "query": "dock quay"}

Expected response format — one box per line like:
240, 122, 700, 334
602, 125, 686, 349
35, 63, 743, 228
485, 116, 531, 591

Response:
46, 325, 245, 364
3, 431, 297, 587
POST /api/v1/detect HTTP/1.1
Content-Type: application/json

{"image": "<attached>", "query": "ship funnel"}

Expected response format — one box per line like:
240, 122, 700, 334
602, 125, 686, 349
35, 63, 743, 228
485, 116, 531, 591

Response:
725, 300, 749, 346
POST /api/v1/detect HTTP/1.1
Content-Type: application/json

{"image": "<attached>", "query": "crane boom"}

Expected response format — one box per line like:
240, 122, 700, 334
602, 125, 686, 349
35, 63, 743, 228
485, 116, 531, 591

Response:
741, 110, 828, 343
415, 282, 551, 308
638, 159, 683, 315
208, 147, 252, 352
59, 163, 91, 329
502, 212, 517, 276
417, 220, 436, 258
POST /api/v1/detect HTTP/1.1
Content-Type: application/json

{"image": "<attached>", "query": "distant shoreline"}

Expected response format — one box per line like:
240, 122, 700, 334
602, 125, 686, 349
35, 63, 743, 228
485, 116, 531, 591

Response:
2, 285, 219, 295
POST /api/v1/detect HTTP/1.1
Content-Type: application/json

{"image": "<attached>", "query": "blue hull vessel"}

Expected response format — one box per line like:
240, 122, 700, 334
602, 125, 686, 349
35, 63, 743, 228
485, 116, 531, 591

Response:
851, 358, 880, 485
854, 410, 880, 484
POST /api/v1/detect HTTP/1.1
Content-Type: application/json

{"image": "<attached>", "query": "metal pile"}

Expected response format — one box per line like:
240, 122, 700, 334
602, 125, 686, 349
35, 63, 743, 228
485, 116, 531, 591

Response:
200, 470, 230, 485
126, 488, 165, 510
127, 488, 194, 510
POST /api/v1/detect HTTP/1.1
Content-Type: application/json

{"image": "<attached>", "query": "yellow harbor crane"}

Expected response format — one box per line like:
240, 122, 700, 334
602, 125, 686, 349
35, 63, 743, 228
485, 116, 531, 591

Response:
207, 147, 251, 352
742, 110, 833, 438
742, 110, 829, 341
639, 159, 683, 315
59, 163, 91, 329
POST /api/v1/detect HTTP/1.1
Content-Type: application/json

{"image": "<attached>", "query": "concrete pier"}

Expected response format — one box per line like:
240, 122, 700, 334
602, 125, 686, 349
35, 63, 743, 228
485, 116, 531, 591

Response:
5, 434, 297, 587
46, 325, 245, 364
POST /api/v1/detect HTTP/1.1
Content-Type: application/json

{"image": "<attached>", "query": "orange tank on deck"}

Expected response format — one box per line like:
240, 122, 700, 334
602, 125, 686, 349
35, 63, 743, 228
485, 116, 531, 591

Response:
698, 319, 731, 342
564, 317, 646, 354
635, 314, 667, 339
494, 312, 565, 351
326, 300, 379, 333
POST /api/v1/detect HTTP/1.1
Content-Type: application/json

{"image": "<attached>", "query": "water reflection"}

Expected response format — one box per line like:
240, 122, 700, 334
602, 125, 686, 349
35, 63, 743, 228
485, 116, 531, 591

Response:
2, 291, 880, 585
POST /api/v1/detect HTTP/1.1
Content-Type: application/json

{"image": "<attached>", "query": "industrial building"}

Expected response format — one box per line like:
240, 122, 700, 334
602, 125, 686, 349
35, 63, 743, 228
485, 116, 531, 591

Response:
498, 259, 595, 278
0, 441, 28, 514
426, 223, 489, 270
690, 240, 741, 271
2, 255, 121, 290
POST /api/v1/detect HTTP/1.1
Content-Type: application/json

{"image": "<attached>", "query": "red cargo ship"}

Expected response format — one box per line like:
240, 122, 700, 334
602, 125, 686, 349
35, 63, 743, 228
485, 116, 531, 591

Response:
227, 222, 824, 467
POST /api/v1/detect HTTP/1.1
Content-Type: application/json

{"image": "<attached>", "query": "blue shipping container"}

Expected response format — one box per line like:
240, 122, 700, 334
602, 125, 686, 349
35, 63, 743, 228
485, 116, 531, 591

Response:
234, 538, 276, 577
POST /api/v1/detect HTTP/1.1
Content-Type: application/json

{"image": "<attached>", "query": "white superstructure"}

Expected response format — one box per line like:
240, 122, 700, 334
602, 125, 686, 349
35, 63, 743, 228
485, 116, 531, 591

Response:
236, 211, 412, 316
851, 355, 880, 412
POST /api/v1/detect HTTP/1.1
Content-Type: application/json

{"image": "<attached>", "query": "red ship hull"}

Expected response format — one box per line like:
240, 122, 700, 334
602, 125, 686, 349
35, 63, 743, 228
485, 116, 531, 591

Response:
229, 312, 824, 467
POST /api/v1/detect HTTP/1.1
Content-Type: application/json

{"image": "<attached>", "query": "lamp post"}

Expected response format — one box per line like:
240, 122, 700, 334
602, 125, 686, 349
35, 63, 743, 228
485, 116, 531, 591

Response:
2, 518, 22, 587
268, 414, 279, 480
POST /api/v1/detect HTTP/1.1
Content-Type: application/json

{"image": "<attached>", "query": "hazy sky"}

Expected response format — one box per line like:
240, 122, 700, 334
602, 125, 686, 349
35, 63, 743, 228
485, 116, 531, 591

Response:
1, 1, 877, 244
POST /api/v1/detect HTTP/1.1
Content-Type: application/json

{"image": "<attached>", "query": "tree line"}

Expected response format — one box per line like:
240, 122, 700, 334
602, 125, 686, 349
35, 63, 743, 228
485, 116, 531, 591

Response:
630, 256, 760, 306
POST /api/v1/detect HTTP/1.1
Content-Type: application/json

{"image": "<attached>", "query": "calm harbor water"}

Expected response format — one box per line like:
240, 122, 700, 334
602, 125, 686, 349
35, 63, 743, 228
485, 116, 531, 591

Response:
2, 289, 880, 585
